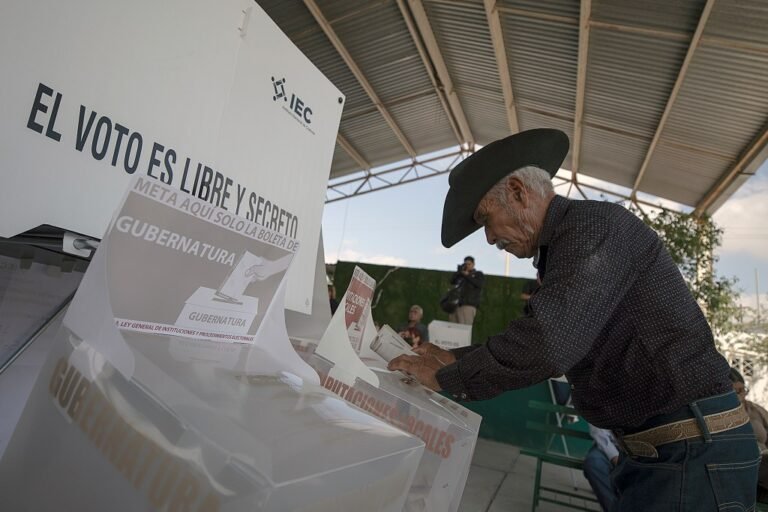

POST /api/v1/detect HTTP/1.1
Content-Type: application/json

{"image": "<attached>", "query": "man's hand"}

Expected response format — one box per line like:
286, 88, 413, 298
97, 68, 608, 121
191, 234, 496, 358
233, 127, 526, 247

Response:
388, 354, 443, 391
412, 342, 456, 366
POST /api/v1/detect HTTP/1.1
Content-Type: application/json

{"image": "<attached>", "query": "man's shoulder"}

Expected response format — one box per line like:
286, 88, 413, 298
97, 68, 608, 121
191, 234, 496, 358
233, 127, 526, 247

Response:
559, 199, 644, 234
568, 198, 633, 218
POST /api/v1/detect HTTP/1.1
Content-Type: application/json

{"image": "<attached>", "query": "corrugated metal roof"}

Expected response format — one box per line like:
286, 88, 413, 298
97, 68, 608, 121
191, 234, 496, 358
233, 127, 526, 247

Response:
257, 0, 768, 214
422, 0, 507, 144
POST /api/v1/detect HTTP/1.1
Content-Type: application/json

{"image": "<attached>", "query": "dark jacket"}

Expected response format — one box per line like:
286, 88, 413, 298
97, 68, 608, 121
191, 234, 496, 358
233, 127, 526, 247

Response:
450, 269, 484, 308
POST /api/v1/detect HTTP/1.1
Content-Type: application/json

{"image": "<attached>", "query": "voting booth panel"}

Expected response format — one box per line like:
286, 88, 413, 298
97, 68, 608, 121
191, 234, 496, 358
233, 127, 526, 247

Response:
0, 0, 340, 314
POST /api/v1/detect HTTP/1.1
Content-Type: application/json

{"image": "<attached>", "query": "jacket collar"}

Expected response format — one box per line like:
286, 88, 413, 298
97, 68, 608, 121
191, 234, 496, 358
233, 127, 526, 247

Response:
534, 195, 570, 269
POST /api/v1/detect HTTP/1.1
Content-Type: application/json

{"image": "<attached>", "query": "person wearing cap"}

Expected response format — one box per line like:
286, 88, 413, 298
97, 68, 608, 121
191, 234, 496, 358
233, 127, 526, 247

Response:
389, 128, 758, 509
448, 255, 484, 325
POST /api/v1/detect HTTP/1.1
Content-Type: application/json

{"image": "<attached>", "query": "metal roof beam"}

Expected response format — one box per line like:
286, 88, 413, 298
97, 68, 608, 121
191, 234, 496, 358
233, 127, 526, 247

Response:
326, 147, 469, 203
303, 0, 418, 158
484, 0, 519, 134
571, 0, 591, 182
693, 124, 768, 217
630, 0, 716, 197
406, 0, 475, 145
395, 0, 464, 145
336, 134, 370, 171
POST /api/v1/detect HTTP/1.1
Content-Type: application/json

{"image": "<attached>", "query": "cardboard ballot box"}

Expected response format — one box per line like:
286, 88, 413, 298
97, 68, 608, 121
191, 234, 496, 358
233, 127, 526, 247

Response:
0, 328, 425, 512
294, 342, 481, 512
428, 320, 472, 350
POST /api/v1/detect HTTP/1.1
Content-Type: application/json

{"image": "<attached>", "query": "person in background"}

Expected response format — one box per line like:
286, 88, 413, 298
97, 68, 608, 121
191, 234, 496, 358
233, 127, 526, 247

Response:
397, 305, 429, 347
328, 284, 338, 315
731, 367, 768, 500
583, 425, 620, 512
449, 256, 484, 325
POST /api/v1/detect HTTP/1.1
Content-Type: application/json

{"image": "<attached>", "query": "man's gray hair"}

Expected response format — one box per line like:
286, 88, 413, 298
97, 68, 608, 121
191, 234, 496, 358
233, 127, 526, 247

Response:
487, 165, 554, 203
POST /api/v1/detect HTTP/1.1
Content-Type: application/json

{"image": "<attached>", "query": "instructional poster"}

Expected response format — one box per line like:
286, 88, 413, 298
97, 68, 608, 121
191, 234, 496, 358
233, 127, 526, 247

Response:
108, 176, 295, 343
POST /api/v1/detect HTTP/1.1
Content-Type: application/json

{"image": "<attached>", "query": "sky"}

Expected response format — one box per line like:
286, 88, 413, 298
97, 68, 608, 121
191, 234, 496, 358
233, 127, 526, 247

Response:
322, 154, 768, 317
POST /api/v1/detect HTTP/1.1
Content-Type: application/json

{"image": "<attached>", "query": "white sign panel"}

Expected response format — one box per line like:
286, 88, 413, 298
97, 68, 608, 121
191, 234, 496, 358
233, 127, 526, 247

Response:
0, 0, 343, 313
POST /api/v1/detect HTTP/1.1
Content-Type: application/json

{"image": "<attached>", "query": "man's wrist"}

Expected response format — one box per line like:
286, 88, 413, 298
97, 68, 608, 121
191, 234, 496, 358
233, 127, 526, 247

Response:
436, 364, 470, 401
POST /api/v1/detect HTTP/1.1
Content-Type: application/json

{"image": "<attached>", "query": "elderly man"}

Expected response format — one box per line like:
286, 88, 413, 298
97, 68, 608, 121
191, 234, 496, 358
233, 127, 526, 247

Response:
397, 304, 429, 346
389, 129, 758, 510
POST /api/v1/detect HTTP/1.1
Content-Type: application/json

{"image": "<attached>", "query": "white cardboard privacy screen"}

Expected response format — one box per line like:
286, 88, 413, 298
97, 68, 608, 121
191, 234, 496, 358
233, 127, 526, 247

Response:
0, 0, 342, 313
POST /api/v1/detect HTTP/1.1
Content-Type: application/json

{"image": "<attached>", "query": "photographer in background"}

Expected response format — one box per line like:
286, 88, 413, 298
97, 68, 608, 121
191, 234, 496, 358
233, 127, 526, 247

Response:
397, 305, 429, 347
449, 256, 484, 325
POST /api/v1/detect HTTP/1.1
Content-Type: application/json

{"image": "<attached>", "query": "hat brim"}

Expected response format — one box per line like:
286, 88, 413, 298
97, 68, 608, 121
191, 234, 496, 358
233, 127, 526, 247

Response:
441, 128, 569, 248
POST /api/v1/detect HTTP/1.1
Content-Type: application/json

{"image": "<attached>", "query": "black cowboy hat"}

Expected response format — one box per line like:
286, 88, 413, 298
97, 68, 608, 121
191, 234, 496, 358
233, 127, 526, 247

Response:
441, 128, 569, 248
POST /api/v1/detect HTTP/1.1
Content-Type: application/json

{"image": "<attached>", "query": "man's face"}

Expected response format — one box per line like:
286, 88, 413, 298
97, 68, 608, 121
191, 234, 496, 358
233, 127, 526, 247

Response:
409, 308, 422, 322
464, 259, 475, 272
474, 182, 539, 259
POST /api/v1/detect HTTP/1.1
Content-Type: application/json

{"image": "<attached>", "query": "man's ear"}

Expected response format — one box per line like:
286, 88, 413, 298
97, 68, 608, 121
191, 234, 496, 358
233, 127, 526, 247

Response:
506, 176, 528, 207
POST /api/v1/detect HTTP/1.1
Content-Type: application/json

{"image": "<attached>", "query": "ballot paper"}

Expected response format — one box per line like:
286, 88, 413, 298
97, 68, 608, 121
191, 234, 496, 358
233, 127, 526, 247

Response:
371, 324, 415, 363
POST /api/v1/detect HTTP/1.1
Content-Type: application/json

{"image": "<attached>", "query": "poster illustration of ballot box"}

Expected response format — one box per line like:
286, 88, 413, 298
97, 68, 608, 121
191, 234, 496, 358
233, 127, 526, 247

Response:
107, 177, 296, 344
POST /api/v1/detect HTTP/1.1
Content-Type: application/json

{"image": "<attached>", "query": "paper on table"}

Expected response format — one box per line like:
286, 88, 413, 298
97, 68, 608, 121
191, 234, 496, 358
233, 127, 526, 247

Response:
357, 308, 387, 368
315, 266, 379, 387
370, 325, 415, 363
315, 292, 378, 387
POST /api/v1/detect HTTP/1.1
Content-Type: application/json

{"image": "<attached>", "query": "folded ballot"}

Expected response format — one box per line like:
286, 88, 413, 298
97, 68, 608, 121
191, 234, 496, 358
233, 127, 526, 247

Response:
371, 324, 416, 363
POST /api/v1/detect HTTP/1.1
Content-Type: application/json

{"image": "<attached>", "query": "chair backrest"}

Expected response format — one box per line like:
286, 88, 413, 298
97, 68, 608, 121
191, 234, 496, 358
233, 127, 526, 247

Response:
526, 400, 593, 447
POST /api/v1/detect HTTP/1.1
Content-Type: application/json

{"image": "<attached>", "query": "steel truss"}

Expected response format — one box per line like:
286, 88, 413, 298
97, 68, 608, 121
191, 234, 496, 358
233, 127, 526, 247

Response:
326, 147, 686, 217
325, 146, 472, 203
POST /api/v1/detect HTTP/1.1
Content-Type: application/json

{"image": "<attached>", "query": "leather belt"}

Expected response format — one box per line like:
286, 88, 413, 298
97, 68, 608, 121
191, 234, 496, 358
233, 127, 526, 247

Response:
614, 405, 750, 458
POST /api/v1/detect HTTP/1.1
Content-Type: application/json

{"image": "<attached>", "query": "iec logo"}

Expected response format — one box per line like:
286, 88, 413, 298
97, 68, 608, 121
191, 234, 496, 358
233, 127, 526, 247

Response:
271, 76, 313, 126
271, 76, 286, 102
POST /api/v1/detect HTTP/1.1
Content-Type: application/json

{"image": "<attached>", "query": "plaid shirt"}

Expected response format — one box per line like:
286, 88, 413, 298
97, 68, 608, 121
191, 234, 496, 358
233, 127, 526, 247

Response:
436, 195, 731, 429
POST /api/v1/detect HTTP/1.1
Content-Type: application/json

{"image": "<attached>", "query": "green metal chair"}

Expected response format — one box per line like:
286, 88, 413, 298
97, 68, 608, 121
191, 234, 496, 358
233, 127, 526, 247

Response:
521, 400, 600, 512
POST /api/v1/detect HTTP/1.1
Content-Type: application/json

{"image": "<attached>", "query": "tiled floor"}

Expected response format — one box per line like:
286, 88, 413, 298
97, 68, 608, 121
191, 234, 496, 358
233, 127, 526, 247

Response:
459, 438, 602, 512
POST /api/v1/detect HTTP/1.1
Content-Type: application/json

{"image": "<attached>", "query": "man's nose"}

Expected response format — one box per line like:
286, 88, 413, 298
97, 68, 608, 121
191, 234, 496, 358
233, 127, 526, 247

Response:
484, 225, 495, 245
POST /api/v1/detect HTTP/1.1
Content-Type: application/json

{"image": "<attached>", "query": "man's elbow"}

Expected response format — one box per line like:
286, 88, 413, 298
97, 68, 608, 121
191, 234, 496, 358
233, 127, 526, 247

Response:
542, 354, 573, 378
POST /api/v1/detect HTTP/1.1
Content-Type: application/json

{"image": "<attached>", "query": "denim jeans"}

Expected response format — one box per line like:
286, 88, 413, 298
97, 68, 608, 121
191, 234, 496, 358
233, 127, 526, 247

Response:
584, 444, 618, 511
611, 391, 760, 511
